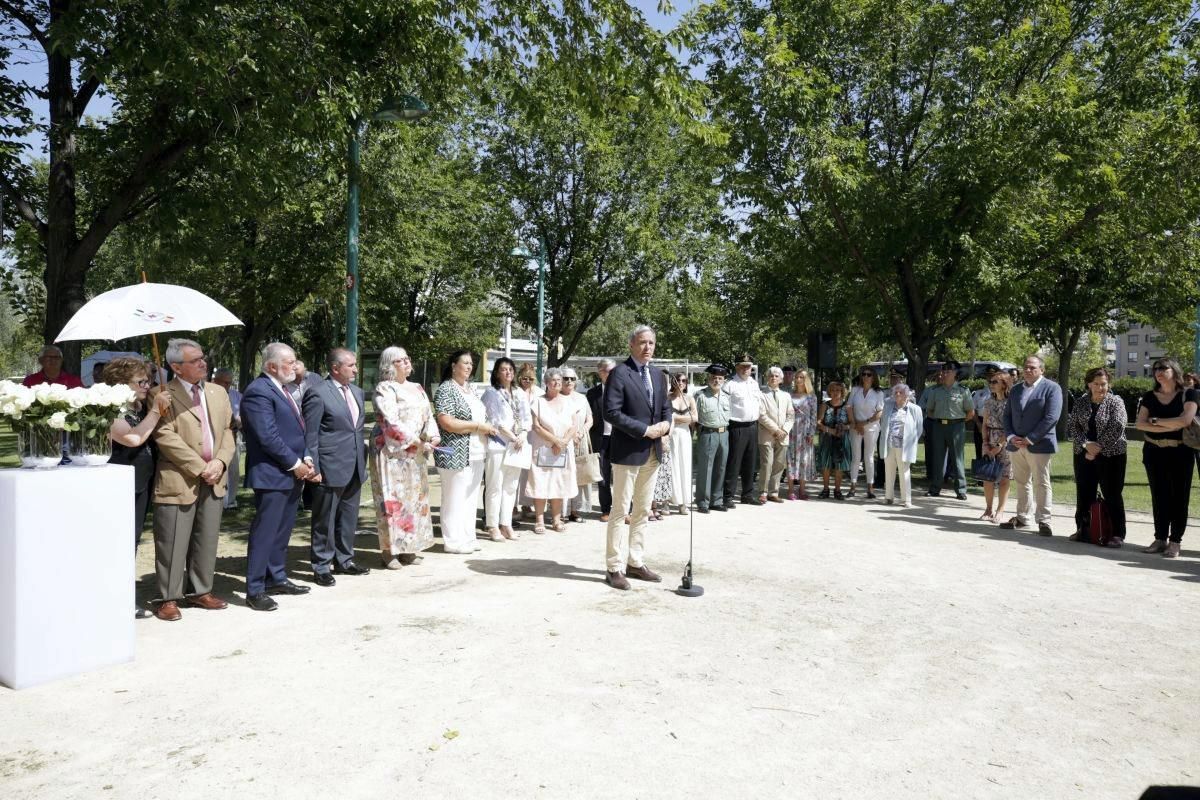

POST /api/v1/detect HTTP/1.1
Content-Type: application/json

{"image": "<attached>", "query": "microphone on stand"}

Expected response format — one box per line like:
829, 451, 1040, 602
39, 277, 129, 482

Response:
676, 495, 703, 598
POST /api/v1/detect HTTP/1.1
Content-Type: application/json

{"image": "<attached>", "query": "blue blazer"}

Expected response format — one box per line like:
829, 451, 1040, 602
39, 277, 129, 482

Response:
242, 374, 309, 490
603, 357, 672, 466
302, 377, 366, 487
1003, 379, 1063, 454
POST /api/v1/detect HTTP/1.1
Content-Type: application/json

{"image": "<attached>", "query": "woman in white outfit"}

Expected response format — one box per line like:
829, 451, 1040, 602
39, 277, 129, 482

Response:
668, 373, 697, 513
434, 350, 497, 553
481, 357, 530, 541
515, 362, 543, 520
879, 383, 923, 507
560, 367, 593, 521
848, 367, 886, 499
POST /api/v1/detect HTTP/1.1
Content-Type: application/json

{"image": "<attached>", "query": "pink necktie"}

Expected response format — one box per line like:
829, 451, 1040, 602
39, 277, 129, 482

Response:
284, 388, 305, 430
192, 384, 214, 461
342, 384, 358, 426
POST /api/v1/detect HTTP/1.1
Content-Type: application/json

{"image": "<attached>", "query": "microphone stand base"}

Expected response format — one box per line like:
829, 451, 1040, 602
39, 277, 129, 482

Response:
675, 583, 704, 598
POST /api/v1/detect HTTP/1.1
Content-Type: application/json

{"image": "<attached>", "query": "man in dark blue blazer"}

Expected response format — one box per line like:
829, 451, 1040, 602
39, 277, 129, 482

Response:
1000, 354, 1063, 536
240, 342, 317, 611
602, 325, 672, 590
302, 348, 369, 586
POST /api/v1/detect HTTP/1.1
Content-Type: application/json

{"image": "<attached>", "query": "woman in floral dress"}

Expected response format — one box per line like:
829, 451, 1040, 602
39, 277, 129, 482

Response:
815, 379, 852, 500
786, 368, 818, 500
369, 346, 440, 569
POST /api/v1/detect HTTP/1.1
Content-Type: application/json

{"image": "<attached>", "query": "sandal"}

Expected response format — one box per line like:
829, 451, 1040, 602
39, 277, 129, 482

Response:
834, 490, 845, 501
788, 492, 798, 501
1106, 537, 1123, 548
552, 517, 566, 533
500, 525, 519, 541
979, 511, 994, 522
487, 527, 504, 542
818, 488, 830, 499
845, 486, 857, 498
533, 516, 547, 535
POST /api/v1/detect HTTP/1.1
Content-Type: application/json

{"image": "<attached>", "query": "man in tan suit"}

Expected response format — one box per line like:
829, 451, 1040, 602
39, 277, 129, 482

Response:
150, 338, 236, 621
757, 365, 795, 503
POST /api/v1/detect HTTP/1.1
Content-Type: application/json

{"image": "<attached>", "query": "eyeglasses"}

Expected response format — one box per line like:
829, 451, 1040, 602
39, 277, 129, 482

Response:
178, 355, 206, 365
136, 379, 151, 387
563, 377, 577, 382
392, 357, 410, 363
519, 376, 533, 382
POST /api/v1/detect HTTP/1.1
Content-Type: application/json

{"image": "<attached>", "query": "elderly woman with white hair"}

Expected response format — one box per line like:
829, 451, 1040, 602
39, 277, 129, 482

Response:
879, 383, 924, 507
757, 365, 795, 503
526, 367, 577, 533
369, 346, 440, 569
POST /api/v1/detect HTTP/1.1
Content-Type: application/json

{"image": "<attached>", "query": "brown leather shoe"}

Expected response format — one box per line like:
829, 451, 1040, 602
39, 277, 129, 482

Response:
626, 564, 662, 582
606, 571, 631, 590
187, 593, 228, 610
767, 495, 785, 503
155, 600, 182, 621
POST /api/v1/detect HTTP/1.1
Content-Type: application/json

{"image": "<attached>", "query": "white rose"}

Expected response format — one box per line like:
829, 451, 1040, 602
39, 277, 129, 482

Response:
32, 384, 54, 403
12, 385, 34, 410
47, 411, 68, 430
45, 384, 70, 403
67, 387, 91, 409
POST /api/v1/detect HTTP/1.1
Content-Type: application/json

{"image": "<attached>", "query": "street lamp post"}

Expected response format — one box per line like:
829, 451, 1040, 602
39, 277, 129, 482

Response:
345, 94, 430, 354
510, 237, 547, 381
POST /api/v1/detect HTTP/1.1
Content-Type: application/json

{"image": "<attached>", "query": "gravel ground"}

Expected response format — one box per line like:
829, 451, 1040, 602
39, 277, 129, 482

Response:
2, 484, 1197, 800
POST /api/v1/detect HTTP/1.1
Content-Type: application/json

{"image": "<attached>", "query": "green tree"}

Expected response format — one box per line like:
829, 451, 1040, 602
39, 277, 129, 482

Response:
687, 0, 1200, 397
0, 0, 687, 371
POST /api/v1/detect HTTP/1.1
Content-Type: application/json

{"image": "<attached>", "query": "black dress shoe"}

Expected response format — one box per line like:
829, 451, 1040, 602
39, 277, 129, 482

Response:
743, 497, 764, 506
925, 489, 940, 497
697, 506, 710, 514
955, 492, 968, 500
313, 572, 336, 587
722, 503, 736, 511
266, 580, 310, 596
246, 593, 278, 611
332, 561, 371, 576
712, 505, 727, 512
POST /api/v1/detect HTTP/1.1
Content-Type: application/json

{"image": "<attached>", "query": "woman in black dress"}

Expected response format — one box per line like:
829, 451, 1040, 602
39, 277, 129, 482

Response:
1134, 358, 1199, 558
104, 357, 173, 617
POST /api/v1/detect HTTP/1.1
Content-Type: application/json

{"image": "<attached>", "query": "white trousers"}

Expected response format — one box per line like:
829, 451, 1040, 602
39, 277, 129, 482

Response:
850, 425, 881, 486
483, 452, 521, 528
883, 448, 912, 506
606, 451, 659, 572
438, 461, 484, 551
1010, 448, 1053, 524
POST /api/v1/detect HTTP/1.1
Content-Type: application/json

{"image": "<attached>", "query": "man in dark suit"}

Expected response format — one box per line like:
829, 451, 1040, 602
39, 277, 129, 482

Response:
240, 342, 317, 611
586, 358, 617, 521
602, 325, 672, 590
303, 348, 370, 586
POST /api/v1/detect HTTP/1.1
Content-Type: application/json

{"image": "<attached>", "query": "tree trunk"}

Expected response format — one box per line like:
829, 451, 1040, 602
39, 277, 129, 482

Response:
1053, 325, 1083, 439
238, 322, 261, 392
906, 342, 934, 402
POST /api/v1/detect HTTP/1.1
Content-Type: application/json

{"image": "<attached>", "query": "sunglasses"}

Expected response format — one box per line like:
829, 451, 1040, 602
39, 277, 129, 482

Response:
519, 376, 533, 381
1154, 365, 1169, 372
563, 377, 577, 382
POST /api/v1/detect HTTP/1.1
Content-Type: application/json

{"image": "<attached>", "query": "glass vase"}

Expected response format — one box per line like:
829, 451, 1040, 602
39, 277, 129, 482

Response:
14, 422, 64, 469
66, 423, 113, 467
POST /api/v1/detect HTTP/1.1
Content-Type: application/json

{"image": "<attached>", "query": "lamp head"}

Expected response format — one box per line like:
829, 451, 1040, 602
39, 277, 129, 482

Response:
372, 94, 430, 122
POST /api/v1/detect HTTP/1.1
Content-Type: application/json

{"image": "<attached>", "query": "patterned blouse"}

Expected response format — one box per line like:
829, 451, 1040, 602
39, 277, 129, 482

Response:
434, 381, 485, 470
1066, 392, 1127, 456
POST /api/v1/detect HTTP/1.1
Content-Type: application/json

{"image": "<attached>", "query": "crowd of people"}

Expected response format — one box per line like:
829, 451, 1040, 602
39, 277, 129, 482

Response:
16, 332, 1198, 619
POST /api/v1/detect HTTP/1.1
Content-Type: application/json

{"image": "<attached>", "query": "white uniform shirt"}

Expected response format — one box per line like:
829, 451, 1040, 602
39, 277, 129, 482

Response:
972, 387, 990, 417
848, 387, 886, 431
724, 374, 762, 422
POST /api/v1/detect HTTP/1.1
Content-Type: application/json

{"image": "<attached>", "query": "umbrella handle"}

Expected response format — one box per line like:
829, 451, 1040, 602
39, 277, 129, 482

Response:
142, 270, 165, 377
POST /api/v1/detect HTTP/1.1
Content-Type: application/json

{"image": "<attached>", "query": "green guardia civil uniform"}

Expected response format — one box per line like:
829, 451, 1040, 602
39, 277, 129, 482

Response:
920, 382, 974, 495
693, 387, 731, 511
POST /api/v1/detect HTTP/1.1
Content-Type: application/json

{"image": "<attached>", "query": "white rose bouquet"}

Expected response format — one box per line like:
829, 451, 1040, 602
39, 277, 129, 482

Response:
1, 379, 73, 468
65, 383, 138, 465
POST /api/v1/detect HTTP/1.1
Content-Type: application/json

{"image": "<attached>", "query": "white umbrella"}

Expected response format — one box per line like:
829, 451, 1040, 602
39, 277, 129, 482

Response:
55, 282, 243, 343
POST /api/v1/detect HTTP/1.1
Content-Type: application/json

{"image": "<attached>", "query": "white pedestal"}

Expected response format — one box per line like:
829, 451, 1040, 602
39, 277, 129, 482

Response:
0, 465, 135, 689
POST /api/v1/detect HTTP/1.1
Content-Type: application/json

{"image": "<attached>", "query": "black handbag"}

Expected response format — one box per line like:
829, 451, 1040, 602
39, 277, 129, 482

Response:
971, 456, 1003, 483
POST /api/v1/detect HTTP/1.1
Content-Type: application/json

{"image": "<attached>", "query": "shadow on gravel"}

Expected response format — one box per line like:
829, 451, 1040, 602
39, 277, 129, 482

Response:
873, 504, 1200, 584
466, 558, 606, 583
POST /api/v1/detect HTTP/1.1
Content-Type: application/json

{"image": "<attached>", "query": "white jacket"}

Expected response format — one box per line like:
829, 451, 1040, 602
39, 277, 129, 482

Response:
878, 399, 924, 463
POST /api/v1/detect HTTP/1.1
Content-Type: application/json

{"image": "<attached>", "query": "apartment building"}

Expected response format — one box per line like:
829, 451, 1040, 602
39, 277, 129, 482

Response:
1112, 322, 1168, 378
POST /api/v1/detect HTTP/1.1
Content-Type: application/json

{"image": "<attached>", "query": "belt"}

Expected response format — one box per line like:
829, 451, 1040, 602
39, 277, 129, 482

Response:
1145, 437, 1182, 448
700, 426, 727, 434
932, 418, 964, 425
729, 419, 756, 428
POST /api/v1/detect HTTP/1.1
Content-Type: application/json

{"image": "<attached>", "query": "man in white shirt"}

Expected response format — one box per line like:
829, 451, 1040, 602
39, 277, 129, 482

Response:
722, 352, 763, 508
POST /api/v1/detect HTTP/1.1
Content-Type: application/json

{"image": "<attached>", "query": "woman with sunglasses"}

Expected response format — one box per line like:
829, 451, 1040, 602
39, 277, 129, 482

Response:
1135, 358, 1198, 558
667, 373, 697, 514
979, 372, 1013, 522
105, 356, 173, 618
815, 379, 852, 499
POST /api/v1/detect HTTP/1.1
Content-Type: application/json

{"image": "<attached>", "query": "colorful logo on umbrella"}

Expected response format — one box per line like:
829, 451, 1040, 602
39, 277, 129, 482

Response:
133, 308, 175, 323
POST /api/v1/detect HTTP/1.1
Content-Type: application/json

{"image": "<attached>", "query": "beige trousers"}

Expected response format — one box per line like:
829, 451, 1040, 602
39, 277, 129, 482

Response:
757, 439, 788, 497
606, 450, 659, 572
1010, 447, 1053, 524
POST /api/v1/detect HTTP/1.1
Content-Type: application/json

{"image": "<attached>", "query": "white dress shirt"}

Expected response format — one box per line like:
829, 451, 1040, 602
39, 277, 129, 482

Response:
724, 374, 762, 422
